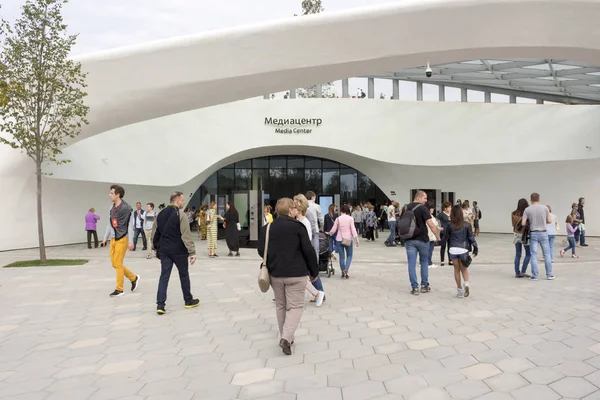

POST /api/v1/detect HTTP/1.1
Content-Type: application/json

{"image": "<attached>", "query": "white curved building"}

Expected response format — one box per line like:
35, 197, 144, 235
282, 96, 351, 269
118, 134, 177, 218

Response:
1, 0, 600, 250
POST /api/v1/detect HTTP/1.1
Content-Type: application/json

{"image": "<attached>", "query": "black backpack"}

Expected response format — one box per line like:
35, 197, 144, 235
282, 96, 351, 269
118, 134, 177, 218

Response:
478, 209, 482, 220
397, 204, 422, 240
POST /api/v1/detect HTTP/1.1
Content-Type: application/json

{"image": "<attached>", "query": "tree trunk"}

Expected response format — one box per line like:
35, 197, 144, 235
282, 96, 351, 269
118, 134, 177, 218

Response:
36, 162, 47, 262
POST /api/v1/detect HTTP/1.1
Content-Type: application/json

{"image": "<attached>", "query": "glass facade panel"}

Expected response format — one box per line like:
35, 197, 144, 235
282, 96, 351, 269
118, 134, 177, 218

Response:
252, 157, 269, 168
235, 159, 252, 168
323, 169, 340, 194
270, 157, 286, 168
287, 168, 304, 196
234, 169, 252, 190
323, 160, 340, 168
218, 169, 234, 195
340, 169, 357, 204
305, 169, 322, 194
287, 156, 304, 168
305, 157, 322, 168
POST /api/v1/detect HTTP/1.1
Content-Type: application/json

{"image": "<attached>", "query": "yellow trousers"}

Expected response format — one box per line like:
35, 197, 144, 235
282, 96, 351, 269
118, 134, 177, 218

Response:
110, 237, 136, 291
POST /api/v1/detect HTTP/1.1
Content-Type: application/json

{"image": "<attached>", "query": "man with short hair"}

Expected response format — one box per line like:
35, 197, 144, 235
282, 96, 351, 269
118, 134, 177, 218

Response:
101, 185, 140, 297
132, 202, 147, 251
385, 201, 398, 246
578, 197, 588, 247
143, 203, 156, 259
152, 191, 200, 315
522, 193, 555, 281
472, 201, 481, 237
403, 191, 440, 295
305, 191, 326, 295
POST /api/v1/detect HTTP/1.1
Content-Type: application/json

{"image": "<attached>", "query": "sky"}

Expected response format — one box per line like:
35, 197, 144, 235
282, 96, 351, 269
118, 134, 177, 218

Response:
0, 0, 532, 103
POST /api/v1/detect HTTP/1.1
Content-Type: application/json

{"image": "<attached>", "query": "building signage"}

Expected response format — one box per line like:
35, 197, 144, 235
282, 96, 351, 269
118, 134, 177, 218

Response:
264, 117, 322, 134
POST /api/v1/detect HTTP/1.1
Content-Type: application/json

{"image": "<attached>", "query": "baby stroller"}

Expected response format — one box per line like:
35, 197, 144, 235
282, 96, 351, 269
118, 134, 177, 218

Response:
318, 232, 335, 278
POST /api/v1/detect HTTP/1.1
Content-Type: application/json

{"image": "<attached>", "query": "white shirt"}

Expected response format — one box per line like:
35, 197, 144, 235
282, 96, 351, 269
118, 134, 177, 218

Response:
299, 216, 312, 241
387, 206, 396, 222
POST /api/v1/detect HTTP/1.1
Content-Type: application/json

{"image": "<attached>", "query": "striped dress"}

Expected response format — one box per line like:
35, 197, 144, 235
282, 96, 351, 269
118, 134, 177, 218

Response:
207, 208, 218, 249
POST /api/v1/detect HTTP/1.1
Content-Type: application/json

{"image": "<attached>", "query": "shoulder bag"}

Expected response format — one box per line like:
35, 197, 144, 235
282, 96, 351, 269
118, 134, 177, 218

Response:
341, 217, 353, 247
258, 224, 271, 293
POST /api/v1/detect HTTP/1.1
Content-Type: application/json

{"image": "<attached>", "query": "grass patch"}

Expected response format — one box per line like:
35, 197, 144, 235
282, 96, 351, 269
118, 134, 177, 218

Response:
3, 259, 88, 268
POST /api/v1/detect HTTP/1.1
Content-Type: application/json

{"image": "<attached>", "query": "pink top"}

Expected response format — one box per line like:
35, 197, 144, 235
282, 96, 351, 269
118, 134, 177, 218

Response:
329, 214, 358, 242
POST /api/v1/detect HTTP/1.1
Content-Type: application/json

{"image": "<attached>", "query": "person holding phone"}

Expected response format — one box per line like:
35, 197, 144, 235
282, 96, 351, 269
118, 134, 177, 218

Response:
152, 191, 200, 315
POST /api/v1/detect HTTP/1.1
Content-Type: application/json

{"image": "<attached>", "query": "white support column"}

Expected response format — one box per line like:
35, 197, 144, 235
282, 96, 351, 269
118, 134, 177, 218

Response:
461, 88, 468, 103
438, 85, 445, 102
416, 82, 423, 101
342, 79, 349, 98
509, 94, 517, 104
484, 91, 491, 103
368, 78, 375, 98
290, 89, 296, 99
315, 84, 322, 98
392, 79, 400, 100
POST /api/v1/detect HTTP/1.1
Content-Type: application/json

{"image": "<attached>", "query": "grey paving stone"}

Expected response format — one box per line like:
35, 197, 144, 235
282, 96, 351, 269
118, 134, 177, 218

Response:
384, 375, 428, 396
549, 376, 599, 398
445, 379, 491, 399
342, 380, 387, 400
485, 372, 528, 392
407, 387, 450, 400
297, 386, 342, 400
511, 384, 561, 400
284, 373, 328, 394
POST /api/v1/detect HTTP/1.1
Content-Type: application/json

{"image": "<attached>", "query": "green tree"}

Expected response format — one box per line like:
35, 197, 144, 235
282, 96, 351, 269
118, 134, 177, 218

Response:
297, 0, 336, 98
0, 0, 89, 262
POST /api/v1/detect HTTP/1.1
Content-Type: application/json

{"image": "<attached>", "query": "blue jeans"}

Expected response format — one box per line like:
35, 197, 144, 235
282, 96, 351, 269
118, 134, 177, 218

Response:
564, 237, 576, 255
337, 241, 353, 272
548, 235, 556, 260
405, 239, 430, 289
530, 231, 553, 279
329, 236, 337, 254
580, 228, 586, 245
386, 221, 397, 245
428, 241, 435, 265
514, 242, 531, 276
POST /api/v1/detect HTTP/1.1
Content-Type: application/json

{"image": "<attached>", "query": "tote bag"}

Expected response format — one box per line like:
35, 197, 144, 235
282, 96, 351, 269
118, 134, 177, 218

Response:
258, 224, 271, 293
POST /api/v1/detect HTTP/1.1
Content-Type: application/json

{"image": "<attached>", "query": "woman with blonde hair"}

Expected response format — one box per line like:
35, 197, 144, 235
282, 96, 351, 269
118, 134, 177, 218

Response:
207, 201, 223, 258
294, 194, 325, 306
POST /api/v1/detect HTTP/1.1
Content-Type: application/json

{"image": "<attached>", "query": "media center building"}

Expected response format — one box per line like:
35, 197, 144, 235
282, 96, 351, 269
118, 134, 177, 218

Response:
1, 0, 600, 250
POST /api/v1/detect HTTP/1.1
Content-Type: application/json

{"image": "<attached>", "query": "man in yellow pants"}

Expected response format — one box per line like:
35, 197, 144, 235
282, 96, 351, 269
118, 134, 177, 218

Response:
101, 184, 140, 297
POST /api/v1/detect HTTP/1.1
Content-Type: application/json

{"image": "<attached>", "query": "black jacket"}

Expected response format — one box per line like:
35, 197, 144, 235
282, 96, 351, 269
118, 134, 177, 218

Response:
437, 212, 451, 233
153, 206, 194, 256
257, 216, 319, 278
442, 222, 478, 254
324, 213, 338, 233
224, 209, 239, 225
578, 204, 585, 224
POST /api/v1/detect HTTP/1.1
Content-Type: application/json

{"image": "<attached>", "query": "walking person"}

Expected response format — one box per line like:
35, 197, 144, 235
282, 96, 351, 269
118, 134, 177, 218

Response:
443, 205, 478, 298
352, 206, 363, 236
327, 205, 359, 278
294, 194, 325, 306
101, 185, 140, 297
224, 201, 241, 257
206, 201, 223, 258
385, 201, 398, 246
512, 198, 531, 278
324, 204, 339, 259
258, 198, 319, 355
198, 205, 208, 240
472, 201, 481, 236
570, 203, 583, 246
365, 204, 377, 242
85, 208, 100, 249
304, 191, 326, 298
521, 193, 555, 281
437, 202, 451, 266
398, 191, 440, 295
143, 203, 156, 259
543, 205, 558, 263
152, 192, 200, 314
560, 216, 579, 258
578, 197, 588, 246
427, 204, 440, 269
132, 202, 147, 251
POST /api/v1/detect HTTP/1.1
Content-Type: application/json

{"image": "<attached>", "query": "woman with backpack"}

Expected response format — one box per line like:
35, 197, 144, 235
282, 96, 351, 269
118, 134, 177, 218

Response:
443, 205, 478, 298
511, 198, 531, 278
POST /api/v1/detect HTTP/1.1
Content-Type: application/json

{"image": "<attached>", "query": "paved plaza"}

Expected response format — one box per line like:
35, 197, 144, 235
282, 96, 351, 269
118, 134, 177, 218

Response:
1, 234, 600, 400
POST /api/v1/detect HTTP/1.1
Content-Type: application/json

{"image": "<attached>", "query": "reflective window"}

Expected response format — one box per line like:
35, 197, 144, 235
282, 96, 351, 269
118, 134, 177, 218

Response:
270, 157, 286, 168
234, 169, 252, 190
323, 169, 340, 194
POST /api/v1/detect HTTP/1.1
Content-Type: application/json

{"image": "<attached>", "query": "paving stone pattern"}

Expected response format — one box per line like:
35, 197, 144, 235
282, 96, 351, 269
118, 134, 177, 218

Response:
1, 234, 600, 399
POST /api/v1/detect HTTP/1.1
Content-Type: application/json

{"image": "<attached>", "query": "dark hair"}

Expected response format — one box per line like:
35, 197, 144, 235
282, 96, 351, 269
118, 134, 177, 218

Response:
450, 205, 465, 229
328, 204, 336, 214
513, 198, 529, 217
530, 192, 540, 202
158, 203, 165, 209
427, 203, 435, 212
340, 204, 350, 214
442, 201, 452, 210
566, 215, 573, 224
227, 201, 238, 214
473, 201, 478, 206
110, 184, 125, 199
170, 191, 184, 203
572, 203, 578, 208
579, 197, 585, 204
147, 202, 154, 209
306, 191, 316, 200
461, 201, 469, 209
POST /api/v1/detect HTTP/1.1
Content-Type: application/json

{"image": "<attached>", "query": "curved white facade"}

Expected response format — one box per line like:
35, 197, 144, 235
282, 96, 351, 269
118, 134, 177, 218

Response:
1, 0, 600, 251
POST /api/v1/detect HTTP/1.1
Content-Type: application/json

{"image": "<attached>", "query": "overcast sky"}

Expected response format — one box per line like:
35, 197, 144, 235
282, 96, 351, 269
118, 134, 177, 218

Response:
1, 0, 529, 102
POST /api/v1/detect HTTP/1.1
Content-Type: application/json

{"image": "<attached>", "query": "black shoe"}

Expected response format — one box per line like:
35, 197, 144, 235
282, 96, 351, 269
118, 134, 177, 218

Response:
214, 254, 219, 257
131, 276, 140, 292
421, 285, 431, 293
410, 289, 420, 296
582, 244, 589, 247
157, 306, 166, 315
235, 252, 240, 257
110, 290, 124, 297
228, 252, 233, 257
185, 299, 200, 309
279, 339, 292, 355
132, 248, 136, 251
142, 247, 147, 251
384, 242, 389, 247
441, 262, 445, 266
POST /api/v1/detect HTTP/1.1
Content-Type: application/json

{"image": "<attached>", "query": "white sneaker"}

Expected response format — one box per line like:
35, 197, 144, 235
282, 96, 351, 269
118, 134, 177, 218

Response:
331, 252, 338, 261
456, 288, 464, 298
315, 291, 325, 307
429, 264, 438, 269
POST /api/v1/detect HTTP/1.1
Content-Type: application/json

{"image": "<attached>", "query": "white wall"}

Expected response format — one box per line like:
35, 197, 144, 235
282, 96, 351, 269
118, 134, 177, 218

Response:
1, 99, 599, 251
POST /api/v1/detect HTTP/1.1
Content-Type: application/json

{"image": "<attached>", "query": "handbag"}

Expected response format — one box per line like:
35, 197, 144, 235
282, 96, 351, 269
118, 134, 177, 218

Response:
258, 224, 271, 293
236, 222, 241, 231
459, 253, 473, 268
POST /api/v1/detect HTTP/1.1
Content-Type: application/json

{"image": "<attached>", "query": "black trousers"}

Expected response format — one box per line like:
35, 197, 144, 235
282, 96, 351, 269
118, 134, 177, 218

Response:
367, 226, 375, 241
157, 254, 193, 307
440, 233, 451, 262
133, 228, 147, 249
87, 230, 98, 248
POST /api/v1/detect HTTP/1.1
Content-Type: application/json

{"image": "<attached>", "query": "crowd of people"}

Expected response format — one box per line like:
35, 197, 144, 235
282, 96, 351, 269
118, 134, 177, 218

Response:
92, 183, 589, 356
